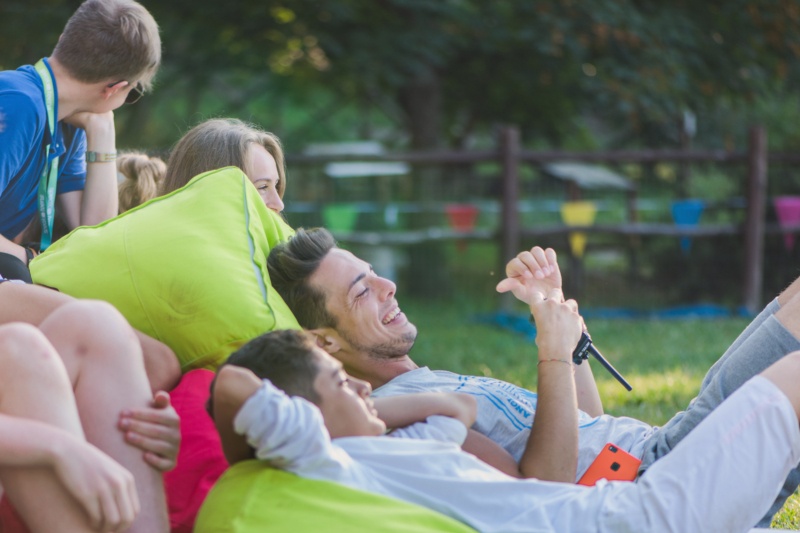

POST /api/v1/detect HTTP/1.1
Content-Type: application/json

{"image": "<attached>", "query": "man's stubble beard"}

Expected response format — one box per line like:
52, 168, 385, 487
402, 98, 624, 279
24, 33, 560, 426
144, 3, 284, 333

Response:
341, 328, 418, 361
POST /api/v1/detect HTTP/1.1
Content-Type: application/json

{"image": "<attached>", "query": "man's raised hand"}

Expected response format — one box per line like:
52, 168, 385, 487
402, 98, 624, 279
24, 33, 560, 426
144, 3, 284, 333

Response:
529, 288, 583, 363
496, 246, 562, 305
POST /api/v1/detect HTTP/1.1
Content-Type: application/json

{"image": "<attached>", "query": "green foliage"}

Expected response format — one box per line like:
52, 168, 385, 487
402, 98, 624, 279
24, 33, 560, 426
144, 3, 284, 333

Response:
5, 1, 800, 151
686, 167, 739, 201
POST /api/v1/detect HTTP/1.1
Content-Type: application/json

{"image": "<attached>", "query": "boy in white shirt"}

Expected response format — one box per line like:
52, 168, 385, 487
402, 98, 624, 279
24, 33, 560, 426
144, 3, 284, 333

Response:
211, 310, 800, 533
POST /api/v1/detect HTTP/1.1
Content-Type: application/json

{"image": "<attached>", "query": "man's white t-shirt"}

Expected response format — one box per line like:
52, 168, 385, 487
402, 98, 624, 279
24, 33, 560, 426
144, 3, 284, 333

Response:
373, 367, 656, 480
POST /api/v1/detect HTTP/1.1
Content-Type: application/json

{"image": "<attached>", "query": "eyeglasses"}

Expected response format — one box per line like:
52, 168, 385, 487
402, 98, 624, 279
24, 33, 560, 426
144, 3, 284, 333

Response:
108, 81, 144, 105
125, 83, 144, 105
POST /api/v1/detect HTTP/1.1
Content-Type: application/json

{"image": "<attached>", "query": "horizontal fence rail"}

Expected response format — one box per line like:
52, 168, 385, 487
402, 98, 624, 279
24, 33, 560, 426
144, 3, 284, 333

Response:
286, 125, 777, 313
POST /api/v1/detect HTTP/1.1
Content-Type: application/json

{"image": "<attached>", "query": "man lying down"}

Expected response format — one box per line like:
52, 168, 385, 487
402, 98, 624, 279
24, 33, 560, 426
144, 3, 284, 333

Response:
208, 297, 800, 533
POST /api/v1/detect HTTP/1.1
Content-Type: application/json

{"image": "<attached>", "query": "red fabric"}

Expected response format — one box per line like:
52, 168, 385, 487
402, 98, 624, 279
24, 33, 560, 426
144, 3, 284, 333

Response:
165, 369, 229, 533
0, 497, 30, 533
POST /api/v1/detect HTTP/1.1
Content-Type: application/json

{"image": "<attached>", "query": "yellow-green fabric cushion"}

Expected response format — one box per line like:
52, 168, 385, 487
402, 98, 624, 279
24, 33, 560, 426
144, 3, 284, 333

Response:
194, 460, 476, 533
31, 166, 301, 370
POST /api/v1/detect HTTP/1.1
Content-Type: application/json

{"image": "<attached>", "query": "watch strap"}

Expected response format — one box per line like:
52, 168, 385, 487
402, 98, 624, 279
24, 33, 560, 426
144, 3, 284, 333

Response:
86, 151, 117, 163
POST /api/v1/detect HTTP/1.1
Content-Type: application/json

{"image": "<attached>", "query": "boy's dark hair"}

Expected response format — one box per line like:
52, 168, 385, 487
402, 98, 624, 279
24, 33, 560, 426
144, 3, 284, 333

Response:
267, 227, 338, 329
209, 330, 322, 418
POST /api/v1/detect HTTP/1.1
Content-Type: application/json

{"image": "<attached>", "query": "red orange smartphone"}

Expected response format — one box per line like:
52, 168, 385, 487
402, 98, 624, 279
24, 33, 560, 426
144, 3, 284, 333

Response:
577, 443, 641, 486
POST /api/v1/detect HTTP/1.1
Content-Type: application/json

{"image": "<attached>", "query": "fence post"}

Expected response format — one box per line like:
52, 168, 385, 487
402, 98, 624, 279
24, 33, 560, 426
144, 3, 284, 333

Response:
743, 125, 767, 315
499, 126, 520, 310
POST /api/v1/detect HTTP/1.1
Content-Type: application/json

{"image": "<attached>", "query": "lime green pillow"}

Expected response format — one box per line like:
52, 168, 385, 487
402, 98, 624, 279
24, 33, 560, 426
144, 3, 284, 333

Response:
194, 460, 476, 533
31, 166, 301, 370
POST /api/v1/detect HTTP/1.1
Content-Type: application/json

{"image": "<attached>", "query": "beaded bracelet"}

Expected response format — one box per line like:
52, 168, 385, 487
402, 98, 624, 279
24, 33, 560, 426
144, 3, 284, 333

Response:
537, 358, 572, 367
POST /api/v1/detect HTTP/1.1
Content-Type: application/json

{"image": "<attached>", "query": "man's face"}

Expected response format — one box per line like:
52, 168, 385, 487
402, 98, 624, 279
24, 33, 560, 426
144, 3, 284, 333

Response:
312, 348, 386, 439
310, 248, 418, 360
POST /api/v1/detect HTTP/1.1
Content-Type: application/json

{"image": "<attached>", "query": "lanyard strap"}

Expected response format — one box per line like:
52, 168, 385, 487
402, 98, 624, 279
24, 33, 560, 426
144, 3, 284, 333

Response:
33, 59, 59, 251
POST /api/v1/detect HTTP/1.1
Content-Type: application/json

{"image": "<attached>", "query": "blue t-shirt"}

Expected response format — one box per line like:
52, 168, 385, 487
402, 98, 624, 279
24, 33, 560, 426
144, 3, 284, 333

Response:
0, 58, 87, 240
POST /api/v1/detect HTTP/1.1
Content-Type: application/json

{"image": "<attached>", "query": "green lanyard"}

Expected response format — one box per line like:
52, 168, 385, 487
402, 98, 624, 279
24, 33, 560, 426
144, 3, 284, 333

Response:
33, 58, 59, 251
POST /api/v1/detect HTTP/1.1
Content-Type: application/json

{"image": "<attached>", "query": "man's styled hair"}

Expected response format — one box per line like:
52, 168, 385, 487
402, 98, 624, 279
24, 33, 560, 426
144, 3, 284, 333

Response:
268, 228, 339, 329
52, 0, 161, 90
161, 118, 287, 196
224, 329, 322, 405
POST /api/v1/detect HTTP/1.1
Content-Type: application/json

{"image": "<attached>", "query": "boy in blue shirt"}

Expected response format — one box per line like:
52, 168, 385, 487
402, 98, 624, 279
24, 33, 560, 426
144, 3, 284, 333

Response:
0, 0, 161, 280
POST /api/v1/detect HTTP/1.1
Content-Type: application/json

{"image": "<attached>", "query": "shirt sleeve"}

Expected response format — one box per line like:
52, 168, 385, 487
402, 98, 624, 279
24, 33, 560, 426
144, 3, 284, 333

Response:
233, 379, 339, 475
387, 415, 468, 445
373, 374, 431, 397
0, 91, 43, 195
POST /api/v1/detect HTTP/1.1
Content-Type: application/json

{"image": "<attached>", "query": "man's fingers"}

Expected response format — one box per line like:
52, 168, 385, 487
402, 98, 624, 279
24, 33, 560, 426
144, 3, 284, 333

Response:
83, 495, 102, 531
115, 475, 137, 533
496, 278, 516, 294
125, 431, 175, 456
565, 298, 579, 313
120, 407, 179, 427
98, 488, 121, 533
151, 390, 171, 409
121, 418, 178, 440
530, 247, 548, 270
506, 256, 533, 279
544, 247, 557, 263
516, 249, 548, 279
144, 451, 175, 472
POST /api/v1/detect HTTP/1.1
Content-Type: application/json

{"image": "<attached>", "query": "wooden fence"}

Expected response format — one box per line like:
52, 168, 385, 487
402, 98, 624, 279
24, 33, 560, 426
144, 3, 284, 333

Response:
287, 126, 800, 313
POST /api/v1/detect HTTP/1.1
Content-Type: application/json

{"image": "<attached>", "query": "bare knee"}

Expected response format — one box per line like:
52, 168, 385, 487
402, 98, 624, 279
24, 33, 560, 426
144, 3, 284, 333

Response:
0, 323, 57, 366
49, 300, 133, 339
39, 300, 145, 382
0, 323, 68, 391
43, 300, 138, 352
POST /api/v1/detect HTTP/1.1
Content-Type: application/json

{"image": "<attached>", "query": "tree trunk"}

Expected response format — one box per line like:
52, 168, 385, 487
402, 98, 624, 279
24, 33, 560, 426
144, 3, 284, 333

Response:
397, 70, 451, 297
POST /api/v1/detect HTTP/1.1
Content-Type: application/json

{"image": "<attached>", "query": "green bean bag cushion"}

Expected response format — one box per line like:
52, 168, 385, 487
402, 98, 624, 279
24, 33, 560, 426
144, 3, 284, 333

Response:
194, 460, 476, 533
30, 166, 301, 370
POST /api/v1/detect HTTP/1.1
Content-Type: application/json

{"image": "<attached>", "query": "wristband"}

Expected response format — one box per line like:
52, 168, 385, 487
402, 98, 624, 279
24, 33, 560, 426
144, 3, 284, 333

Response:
85, 151, 117, 163
537, 358, 572, 368
25, 247, 37, 265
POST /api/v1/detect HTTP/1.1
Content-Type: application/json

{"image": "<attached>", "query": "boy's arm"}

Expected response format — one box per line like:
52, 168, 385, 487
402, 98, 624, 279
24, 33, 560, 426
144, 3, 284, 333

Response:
58, 111, 118, 228
373, 392, 477, 429
461, 429, 522, 478
211, 365, 261, 464
374, 393, 524, 476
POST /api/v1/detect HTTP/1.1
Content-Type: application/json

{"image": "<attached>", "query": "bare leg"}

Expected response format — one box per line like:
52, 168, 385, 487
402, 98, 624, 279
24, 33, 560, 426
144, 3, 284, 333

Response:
762, 351, 800, 418
39, 301, 168, 533
0, 323, 96, 532
777, 274, 800, 307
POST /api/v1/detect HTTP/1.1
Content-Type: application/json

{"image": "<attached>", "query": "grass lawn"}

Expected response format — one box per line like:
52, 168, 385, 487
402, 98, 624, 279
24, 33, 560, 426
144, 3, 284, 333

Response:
402, 298, 799, 529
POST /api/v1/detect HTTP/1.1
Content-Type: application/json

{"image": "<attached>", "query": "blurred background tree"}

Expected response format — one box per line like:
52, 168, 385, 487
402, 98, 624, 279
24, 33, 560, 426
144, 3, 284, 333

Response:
3, 0, 799, 153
